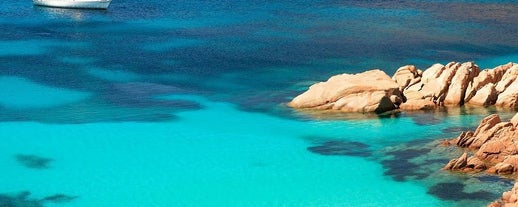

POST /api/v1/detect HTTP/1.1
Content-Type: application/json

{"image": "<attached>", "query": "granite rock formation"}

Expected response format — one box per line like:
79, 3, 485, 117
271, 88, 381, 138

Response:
441, 113, 518, 206
288, 69, 403, 113
444, 113, 518, 173
289, 62, 518, 114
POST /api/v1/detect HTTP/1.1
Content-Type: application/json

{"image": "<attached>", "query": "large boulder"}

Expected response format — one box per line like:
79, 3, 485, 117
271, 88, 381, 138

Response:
392, 65, 422, 92
419, 63, 456, 103
476, 127, 518, 163
444, 62, 480, 105
495, 64, 518, 93
496, 79, 518, 108
288, 69, 403, 113
467, 83, 498, 106
455, 114, 502, 149
443, 152, 468, 170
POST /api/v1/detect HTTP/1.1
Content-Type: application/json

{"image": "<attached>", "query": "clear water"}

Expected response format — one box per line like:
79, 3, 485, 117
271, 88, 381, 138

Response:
1, 0, 518, 206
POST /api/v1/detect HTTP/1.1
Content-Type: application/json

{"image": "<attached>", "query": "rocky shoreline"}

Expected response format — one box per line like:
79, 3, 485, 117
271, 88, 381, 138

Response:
289, 62, 518, 113
442, 113, 518, 207
289, 62, 518, 206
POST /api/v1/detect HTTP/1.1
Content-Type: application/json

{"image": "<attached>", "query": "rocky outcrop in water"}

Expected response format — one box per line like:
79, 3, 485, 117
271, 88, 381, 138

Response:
288, 69, 403, 113
441, 113, 518, 206
444, 113, 518, 174
289, 62, 518, 113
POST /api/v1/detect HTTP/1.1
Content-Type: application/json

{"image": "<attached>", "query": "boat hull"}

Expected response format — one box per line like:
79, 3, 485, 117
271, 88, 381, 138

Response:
33, 0, 111, 9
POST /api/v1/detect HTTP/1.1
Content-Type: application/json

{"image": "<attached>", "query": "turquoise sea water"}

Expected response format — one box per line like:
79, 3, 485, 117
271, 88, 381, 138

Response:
1, 0, 518, 206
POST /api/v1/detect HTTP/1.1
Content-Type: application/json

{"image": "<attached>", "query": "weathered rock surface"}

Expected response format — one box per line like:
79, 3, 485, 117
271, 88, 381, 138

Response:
288, 69, 403, 113
392, 65, 422, 92
443, 152, 468, 170
289, 62, 518, 113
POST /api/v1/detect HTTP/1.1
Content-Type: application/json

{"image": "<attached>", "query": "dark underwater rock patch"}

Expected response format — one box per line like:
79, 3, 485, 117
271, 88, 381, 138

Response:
307, 140, 372, 157
0, 191, 77, 207
427, 182, 496, 201
42, 194, 78, 203
381, 159, 427, 181
15, 154, 52, 169
381, 148, 432, 181
0, 191, 42, 207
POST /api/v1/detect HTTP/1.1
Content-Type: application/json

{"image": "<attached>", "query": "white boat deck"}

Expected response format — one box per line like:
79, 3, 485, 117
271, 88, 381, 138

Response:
33, 0, 112, 9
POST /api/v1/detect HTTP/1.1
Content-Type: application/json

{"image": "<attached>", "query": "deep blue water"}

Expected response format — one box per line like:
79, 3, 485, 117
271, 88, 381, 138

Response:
1, 0, 518, 206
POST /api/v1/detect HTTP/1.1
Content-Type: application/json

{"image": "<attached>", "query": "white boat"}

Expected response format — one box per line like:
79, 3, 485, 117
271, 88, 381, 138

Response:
33, 0, 112, 9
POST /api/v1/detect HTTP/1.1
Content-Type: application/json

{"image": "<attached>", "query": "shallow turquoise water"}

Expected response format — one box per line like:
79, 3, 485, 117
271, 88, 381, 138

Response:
1, 0, 518, 206
0, 95, 503, 207
0, 97, 441, 206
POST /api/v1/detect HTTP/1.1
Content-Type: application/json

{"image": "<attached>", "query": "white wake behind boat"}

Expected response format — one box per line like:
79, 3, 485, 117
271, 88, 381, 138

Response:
33, 0, 112, 9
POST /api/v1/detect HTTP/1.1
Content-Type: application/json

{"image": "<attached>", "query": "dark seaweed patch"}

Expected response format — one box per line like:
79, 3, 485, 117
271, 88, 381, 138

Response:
477, 175, 514, 186
42, 194, 78, 203
0, 192, 42, 207
427, 182, 496, 201
381, 148, 432, 181
380, 159, 428, 181
307, 141, 371, 157
0, 191, 77, 207
15, 154, 52, 169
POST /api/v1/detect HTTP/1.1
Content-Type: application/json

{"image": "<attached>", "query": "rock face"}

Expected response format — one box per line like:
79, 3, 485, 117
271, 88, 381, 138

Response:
289, 62, 518, 113
288, 69, 403, 113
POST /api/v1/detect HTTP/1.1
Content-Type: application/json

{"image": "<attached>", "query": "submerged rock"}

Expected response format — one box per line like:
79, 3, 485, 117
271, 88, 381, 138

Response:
380, 146, 432, 181
427, 182, 495, 201
289, 62, 518, 114
15, 154, 52, 169
42, 194, 78, 203
0, 191, 77, 207
307, 140, 371, 157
